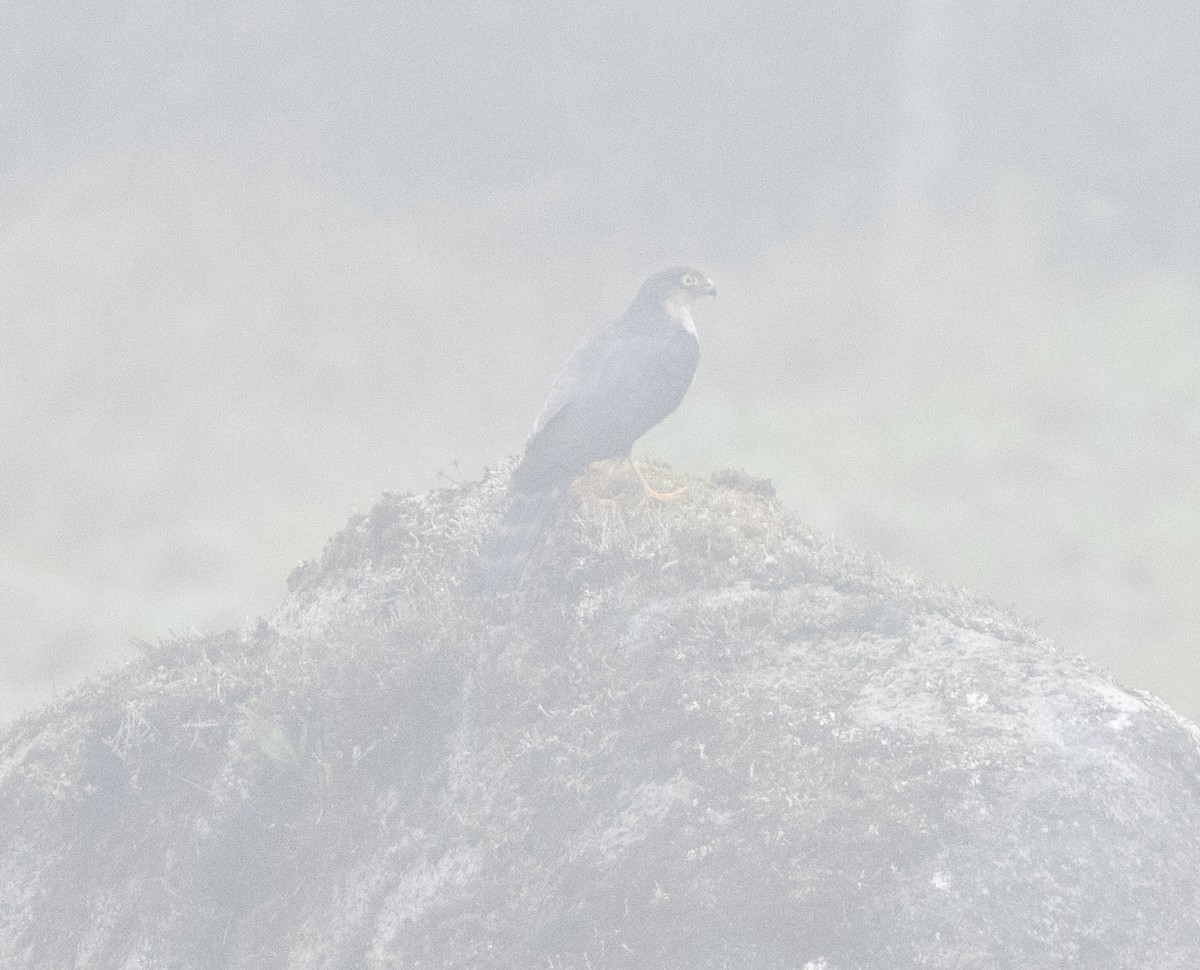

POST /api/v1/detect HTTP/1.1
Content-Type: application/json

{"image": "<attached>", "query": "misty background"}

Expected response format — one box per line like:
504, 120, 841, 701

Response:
2, 1, 1197, 724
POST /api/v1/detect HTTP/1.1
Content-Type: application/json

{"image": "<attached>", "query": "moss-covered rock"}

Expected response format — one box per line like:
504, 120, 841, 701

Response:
3, 462, 1198, 968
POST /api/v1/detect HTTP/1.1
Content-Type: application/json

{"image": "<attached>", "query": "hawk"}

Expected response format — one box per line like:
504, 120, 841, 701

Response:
470, 266, 717, 594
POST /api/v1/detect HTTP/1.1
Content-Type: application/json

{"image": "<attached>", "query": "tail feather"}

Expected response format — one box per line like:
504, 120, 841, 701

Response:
467, 481, 565, 595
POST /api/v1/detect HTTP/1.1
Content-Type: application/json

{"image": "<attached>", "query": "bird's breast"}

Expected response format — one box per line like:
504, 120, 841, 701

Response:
662, 302, 698, 337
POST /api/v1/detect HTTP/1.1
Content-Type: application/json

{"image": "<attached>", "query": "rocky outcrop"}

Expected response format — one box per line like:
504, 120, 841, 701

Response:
3, 463, 1198, 968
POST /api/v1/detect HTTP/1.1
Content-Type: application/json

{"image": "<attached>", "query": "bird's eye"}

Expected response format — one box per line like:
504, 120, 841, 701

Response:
681, 274, 698, 286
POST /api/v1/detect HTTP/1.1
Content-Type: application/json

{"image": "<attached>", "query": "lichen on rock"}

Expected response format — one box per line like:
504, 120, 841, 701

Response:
2, 462, 1198, 969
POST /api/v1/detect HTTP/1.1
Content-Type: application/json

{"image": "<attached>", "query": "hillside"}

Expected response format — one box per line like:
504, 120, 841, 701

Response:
2, 462, 1199, 969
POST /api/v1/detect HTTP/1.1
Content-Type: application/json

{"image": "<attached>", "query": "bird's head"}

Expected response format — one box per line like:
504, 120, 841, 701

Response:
637, 266, 716, 331
639, 266, 717, 305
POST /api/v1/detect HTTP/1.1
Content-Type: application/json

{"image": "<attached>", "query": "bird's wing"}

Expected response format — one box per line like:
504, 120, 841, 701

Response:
511, 320, 697, 496
528, 321, 618, 438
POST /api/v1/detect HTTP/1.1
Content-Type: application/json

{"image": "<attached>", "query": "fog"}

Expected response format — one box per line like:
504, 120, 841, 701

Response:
2, 1, 1197, 723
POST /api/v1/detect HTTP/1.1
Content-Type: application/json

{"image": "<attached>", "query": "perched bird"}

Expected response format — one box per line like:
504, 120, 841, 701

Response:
470, 266, 716, 594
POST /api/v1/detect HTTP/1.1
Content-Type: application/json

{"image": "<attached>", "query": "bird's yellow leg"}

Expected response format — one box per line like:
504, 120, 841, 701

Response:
628, 457, 687, 500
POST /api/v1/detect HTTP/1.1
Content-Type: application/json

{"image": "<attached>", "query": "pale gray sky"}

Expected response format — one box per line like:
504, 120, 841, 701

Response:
3, 0, 1198, 722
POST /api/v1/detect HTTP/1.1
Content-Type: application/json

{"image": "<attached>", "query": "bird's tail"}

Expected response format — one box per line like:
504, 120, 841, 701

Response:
467, 481, 566, 595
